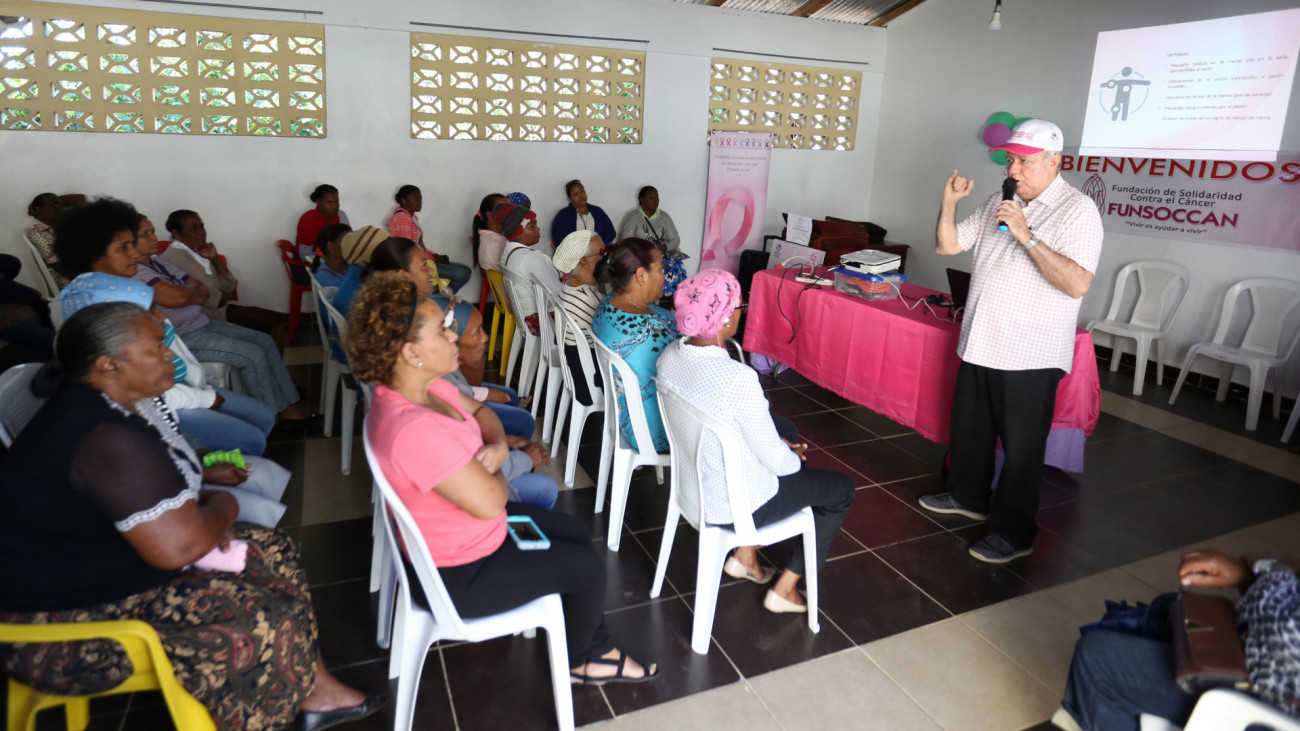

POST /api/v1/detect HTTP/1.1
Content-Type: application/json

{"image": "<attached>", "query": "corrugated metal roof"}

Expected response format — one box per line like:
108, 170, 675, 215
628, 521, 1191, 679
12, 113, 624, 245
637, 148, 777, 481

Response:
671, 0, 923, 26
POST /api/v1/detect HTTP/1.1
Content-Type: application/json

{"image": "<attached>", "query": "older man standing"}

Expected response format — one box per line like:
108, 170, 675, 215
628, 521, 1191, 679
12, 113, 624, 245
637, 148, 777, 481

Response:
918, 119, 1103, 563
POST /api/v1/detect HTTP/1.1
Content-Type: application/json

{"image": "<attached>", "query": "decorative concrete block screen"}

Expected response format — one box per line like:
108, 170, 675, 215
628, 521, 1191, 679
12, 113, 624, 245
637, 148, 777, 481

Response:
410, 33, 644, 143
0, 1, 326, 136
708, 57, 860, 150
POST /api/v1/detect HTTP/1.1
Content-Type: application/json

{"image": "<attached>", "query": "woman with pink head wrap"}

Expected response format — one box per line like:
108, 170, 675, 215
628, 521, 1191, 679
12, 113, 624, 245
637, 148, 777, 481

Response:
657, 270, 855, 616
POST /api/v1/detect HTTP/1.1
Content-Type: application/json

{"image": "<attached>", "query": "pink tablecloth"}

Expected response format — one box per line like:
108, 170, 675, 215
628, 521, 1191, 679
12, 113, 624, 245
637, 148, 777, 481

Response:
744, 269, 1101, 471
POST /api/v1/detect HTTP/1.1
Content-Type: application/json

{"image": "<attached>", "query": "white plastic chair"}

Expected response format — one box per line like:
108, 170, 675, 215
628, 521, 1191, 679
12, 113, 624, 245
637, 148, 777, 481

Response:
1138, 688, 1300, 731
0, 363, 44, 447
319, 292, 360, 475
651, 377, 820, 655
1086, 261, 1190, 396
501, 268, 541, 398
530, 281, 565, 446
306, 272, 345, 428
1283, 402, 1298, 444
549, 292, 607, 487
19, 232, 60, 300
591, 339, 670, 551
361, 426, 574, 731
1168, 278, 1300, 431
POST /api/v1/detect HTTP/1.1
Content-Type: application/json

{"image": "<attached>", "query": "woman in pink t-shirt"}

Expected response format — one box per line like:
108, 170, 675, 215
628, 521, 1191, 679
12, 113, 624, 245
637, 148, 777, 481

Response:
346, 272, 659, 686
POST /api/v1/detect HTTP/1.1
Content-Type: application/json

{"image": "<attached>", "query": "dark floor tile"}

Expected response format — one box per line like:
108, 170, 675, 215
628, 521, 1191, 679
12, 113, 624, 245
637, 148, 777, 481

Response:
765, 368, 813, 390
1143, 472, 1296, 541
262, 441, 306, 528
1036, 496, 1182, 567
823, 439, 938, 486
1020, 721, 1058, 731
1087, 412, 1151, 442
327, 657, 456, 731
599, 598, 742, 715
443, 633, 613, 731
801, 448, 868, 485
299, 517, 375, 586
887, 433, 950, 465
615, 474, 676, 534
1069, 431, 1227, 497
764, 387, 829, 418
878, 474, 977, 530
313, 578, 387, 668
707, 580, 853, 677
836, 405, 915, 438
816, 551, 950, 644
30, 705, 126, 731
760, 526, 868, 568
552, 486, 612, 543
594, 538, 662, 611
114, 701, 177, 730
954, 524, 1109, 591
787, 410, 878, 449
633, 525, 743, 598
839, 486, 946, 549
791, 382, 858, 410
873, 532, 1036, 615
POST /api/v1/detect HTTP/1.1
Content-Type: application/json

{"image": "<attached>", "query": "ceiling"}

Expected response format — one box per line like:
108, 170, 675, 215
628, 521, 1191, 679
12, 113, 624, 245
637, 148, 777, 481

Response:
670, 0, 930, 27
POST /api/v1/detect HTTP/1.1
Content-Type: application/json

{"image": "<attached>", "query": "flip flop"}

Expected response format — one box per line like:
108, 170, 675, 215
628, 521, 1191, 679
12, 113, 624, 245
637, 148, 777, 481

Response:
569, 650, 660, 686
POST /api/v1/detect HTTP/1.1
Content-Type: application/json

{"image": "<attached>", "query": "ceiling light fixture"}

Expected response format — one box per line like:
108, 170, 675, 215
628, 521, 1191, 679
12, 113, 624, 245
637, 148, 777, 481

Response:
989, 0, 1003, 31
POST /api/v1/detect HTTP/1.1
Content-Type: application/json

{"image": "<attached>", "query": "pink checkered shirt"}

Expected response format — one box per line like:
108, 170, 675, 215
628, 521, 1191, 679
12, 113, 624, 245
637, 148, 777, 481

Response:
955, 174, 1103, 373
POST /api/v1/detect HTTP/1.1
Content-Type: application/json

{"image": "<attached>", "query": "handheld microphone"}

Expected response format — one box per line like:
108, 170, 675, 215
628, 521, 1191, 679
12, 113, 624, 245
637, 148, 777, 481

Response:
996, 177, 1017, 232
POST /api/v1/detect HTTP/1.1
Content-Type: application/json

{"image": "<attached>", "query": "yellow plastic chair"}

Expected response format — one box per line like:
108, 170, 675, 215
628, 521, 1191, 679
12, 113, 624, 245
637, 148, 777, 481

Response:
2, 620, 215, 731
422, 260, 452, 296
484, 270, 516, 375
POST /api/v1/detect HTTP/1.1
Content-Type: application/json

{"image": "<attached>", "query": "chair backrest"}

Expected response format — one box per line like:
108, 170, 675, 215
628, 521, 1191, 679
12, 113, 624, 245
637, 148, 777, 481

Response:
500, 266, 532, 321
275, 239, 309, 289
1104, 261, 1190, 332
20, 232, 60, 299
655, 376, 762, 543
305, 270, 337, 349
549, 289, 602, 403
362, 424, 473, 638
0, 363, 48, 447
591, 338, 660, 459
485, 269, 513, 319
531, 280, 561, 359
1210, 278, 1300, 358
319, 287, 350, 353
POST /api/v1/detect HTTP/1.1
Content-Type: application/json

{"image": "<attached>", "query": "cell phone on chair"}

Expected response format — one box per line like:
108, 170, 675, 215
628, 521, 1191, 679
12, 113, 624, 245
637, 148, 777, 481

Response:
506, 516, 551, 550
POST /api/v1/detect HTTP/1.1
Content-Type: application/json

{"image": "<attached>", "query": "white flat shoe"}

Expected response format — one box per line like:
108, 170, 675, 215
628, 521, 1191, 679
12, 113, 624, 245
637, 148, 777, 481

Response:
724, 556, 776, 585
763, 589, 808, 614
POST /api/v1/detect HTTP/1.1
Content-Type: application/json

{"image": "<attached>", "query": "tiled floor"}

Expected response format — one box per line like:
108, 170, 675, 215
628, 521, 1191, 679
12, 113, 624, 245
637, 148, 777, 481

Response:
8, 328, 1299, 731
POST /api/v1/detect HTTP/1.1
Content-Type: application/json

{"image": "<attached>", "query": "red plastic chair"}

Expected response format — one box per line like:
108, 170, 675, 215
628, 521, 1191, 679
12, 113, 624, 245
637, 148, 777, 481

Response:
275, 239, 312, 341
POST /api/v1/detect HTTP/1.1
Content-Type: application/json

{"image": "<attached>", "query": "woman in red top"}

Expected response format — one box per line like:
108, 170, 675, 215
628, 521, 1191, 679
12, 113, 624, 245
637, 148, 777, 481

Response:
295, 184, 348, 261
346, 272, 658, 686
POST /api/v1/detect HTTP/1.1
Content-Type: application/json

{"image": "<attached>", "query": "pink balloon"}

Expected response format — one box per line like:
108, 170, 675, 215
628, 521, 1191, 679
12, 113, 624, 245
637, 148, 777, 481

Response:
982, 122, 1012, 147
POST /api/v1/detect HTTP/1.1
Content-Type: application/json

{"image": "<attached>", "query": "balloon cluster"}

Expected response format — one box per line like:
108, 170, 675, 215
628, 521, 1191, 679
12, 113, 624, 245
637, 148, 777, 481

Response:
981, 112, 1034, 165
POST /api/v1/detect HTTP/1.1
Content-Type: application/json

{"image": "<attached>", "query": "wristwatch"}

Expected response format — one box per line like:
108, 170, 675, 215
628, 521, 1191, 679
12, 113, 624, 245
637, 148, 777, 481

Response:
1023, 234, 1042, 250
1253, 558, 1281, 576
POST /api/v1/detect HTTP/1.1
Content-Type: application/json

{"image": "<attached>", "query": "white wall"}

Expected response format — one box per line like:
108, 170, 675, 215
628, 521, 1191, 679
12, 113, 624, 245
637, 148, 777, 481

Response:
869, 0, 1300, 397
0, 0, 884, 311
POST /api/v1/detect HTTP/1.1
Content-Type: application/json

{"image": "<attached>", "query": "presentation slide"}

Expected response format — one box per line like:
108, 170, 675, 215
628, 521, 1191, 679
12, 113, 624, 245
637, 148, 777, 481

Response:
1079, 8, 1300, 161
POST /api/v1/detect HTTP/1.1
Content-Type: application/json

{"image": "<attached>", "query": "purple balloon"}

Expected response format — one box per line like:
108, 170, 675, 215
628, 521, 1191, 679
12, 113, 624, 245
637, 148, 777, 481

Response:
982, 122, 1012, 147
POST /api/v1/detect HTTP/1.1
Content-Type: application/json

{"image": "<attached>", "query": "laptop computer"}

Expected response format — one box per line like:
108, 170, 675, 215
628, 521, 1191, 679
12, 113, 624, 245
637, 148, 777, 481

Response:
945, 268, 972, 318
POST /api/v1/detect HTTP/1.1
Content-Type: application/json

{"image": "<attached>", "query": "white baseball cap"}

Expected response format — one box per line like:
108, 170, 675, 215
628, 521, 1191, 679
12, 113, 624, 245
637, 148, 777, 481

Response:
990, 118, 1064, 155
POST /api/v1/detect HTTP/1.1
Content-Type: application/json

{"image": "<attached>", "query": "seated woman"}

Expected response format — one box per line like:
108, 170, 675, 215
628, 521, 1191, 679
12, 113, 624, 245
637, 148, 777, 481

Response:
591, 238, 677, 453
471, 193, 507, 271
440, 299, 537, 441
296, 184, 349, 262
347, 272, 658, 686
161, 210, 288, 346
0, 254, 55, 368
0, 301, 384, 731
500, 206, 563, 332
657, 271, 855, 613
385, 184, 472, 294
618, 185, 689, 298
53, 198, 310, 421
1053, 549, 1300, 731
550, 180, 616, 250
59, 272, 277, 456
311, 222, 353, 288
24, 192, 71, 289
552, 231, 605, 406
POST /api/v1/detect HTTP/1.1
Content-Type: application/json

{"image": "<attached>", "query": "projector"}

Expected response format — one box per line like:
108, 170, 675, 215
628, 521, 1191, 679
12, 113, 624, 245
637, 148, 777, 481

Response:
838, 248, 902, 275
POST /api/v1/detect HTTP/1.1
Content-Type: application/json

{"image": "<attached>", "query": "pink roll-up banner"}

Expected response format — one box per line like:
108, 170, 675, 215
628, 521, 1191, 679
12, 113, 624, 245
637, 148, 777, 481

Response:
701, 131, 774, 273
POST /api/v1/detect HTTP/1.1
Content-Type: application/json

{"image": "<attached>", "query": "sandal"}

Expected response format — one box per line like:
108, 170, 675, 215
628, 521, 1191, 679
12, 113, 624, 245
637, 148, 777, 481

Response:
724, 556, 776, 585
569, 650, 660, 686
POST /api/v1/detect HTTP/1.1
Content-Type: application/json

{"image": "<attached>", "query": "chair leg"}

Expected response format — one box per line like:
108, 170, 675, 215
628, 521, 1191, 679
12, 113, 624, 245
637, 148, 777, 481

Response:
1270, 368, 1282, 420
388, 584, 411, 680
499, 314, 516, 378
606, 452, 633, 551
519, 336, 539, 400
563, 404, 585, 487
1109, 339, 1124, 372
392, 611, 436, 731
542, 368, 563, 446
1215, 362, 1234, 402
690, 531, 727, 655
340, 385, 356, 475
488, 301, 502, 361
650, 504, 681, 598
65, 697, 90, 731
1282, 399, 1299, 444
655, 464, 664, 484
1245, 364, 1268, 431
594, 428, 614, 513
1131, 336, 1151, 397
288, 288, 301, 342
322, 365, 339, 438
375, 547, 396, 649
801, 525, 821, 635
369, 499, 385, 591
542, 598, 575, 731
1154, 339, 1167, 386
1167, 351, 1199, 406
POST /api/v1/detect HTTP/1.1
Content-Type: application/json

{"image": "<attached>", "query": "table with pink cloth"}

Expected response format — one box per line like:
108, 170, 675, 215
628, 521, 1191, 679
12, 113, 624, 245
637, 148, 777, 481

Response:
743, 269, 1101, 473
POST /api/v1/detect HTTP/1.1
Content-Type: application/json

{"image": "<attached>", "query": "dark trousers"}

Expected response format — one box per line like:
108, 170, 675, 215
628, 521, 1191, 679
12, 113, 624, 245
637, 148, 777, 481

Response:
438, 504, 614, 666
1062, 630, 1196, 731
438, 261, 473, 294
946, 361, 1064, 548
563, 344, 602, 407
